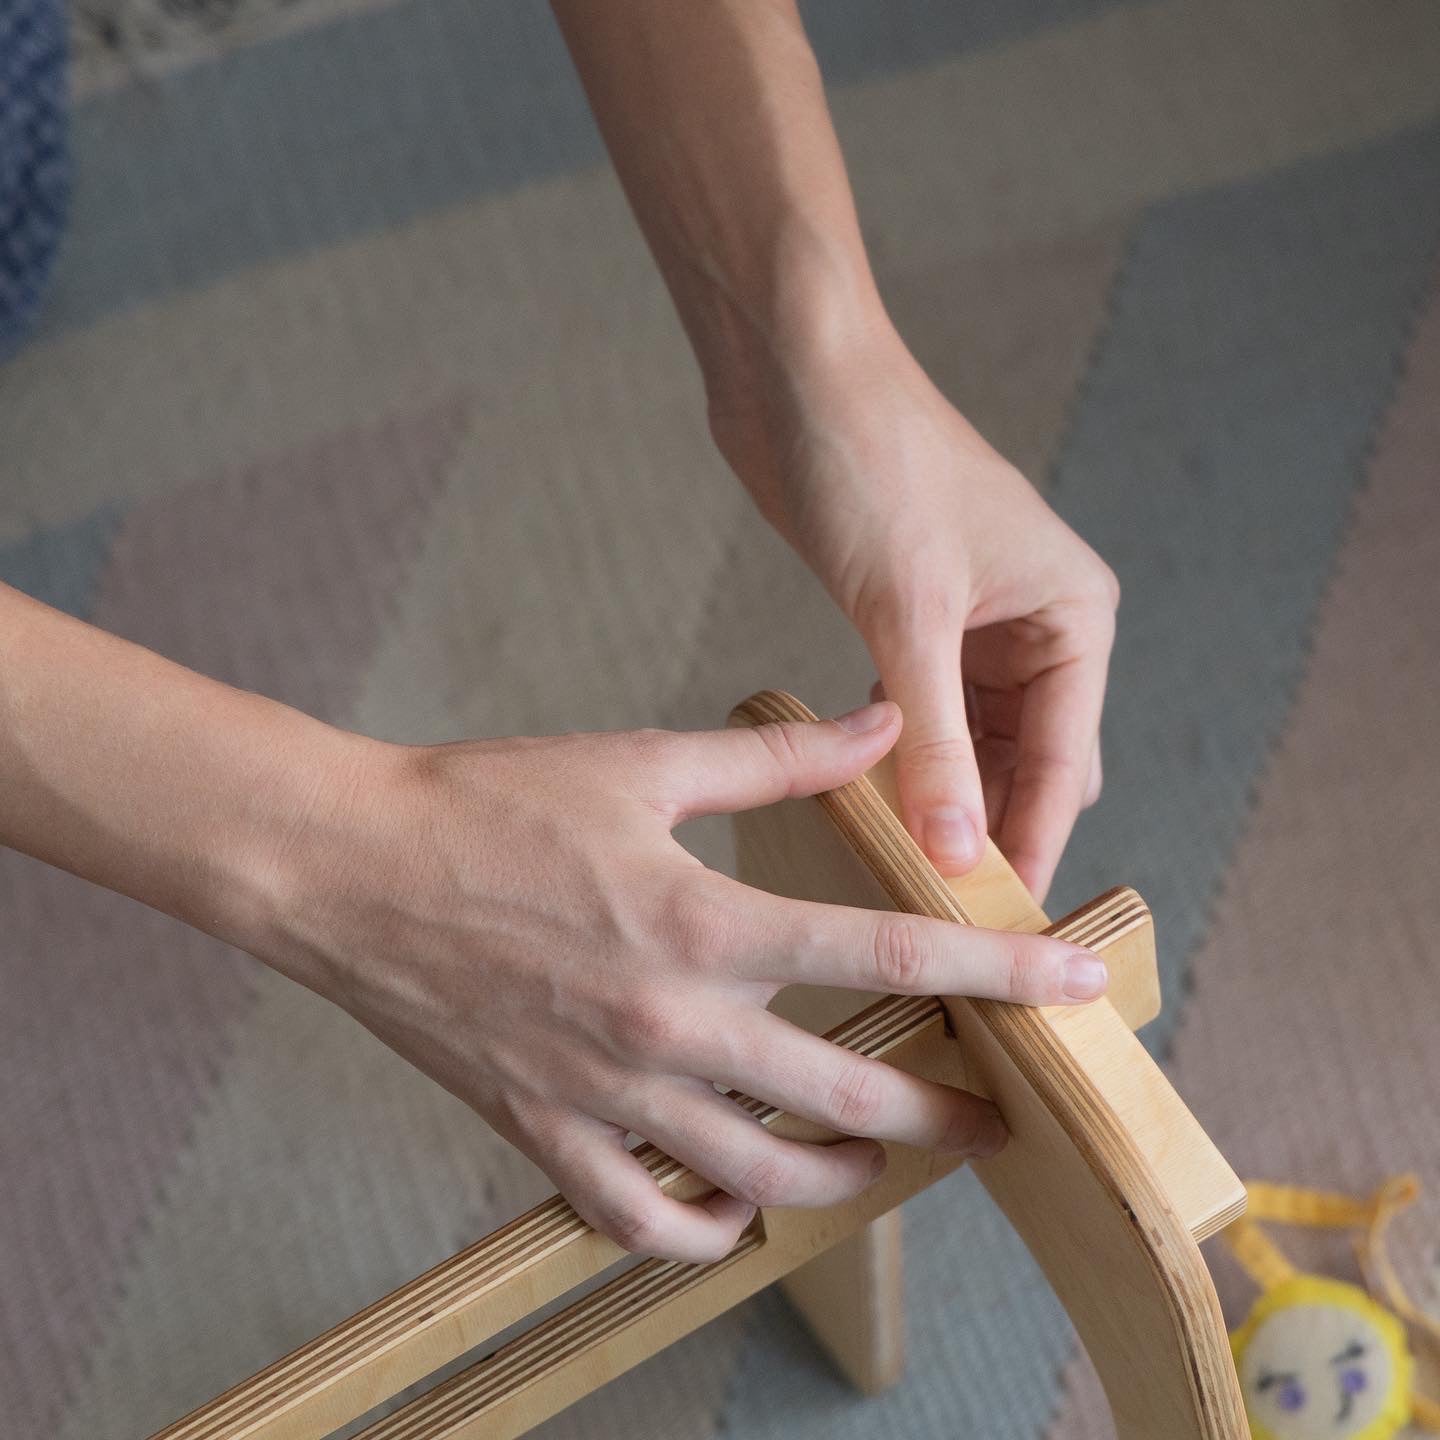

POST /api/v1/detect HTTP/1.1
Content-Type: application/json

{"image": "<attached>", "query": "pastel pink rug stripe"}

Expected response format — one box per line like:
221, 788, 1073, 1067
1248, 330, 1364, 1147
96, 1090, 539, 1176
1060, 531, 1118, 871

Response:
0, 400, 465, 1437
1046, 265, 1440, 1437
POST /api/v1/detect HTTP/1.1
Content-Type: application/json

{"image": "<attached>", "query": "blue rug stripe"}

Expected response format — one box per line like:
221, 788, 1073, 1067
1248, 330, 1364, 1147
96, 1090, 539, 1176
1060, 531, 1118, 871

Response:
716, 118, 1440, 1440
0, 503, 122, 618
1049, 117, 1440, 1059
43, 0, 1124, 339
0, 0, 70, 358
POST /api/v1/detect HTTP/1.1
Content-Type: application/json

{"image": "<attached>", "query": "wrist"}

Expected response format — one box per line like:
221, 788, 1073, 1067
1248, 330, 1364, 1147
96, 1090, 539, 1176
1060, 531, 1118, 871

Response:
707, 305, 918, 523
695, 227, 895, 425
208, 710, 387, 995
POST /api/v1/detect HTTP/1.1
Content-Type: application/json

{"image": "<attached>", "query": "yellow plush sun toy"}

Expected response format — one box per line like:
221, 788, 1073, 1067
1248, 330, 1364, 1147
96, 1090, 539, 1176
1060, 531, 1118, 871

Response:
1222, 1176, 1440, 1440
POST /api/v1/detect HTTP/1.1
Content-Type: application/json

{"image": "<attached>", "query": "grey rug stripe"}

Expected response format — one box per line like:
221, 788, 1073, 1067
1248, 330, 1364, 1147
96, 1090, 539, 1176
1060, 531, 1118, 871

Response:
47, 0, 1125, 337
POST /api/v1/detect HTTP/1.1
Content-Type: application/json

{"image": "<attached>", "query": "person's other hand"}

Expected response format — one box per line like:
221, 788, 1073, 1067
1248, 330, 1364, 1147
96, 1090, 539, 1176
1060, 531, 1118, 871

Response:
268, 704, 1108, 1262
711, 330, 1119, 902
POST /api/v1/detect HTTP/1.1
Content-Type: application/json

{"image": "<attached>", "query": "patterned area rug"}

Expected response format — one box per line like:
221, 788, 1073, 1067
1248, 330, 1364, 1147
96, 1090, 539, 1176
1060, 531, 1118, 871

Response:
3, 2, 1440, 1436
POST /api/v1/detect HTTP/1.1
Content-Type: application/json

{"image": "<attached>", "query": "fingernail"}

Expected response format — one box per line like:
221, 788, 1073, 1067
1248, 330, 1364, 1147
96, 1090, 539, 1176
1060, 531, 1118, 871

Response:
969, 1107, 1009, 1160
924, 806, 979, 869
1062, 951, 1108, 1001
834, 701, 892, 734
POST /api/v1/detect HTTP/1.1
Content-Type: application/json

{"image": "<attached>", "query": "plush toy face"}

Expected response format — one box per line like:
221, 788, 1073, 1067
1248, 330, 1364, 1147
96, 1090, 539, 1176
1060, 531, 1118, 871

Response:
1231, 1277, 1413, 1440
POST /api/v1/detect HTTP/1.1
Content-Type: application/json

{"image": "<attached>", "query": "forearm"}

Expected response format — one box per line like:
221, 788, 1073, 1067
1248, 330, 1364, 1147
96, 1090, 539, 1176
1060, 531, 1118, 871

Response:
552, 0, 892, 419
0, 582, 360, 958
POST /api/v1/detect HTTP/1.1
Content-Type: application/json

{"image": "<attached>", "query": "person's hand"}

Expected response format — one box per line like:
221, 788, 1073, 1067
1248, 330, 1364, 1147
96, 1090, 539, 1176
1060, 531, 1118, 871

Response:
711, 328, 1120, 902
266, 704, 1109, 1262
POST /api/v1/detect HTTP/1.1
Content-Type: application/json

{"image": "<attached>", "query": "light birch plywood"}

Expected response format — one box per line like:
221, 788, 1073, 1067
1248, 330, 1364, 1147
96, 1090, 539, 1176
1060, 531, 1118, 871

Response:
732, 691, 1245, 1439
739, 739, 1160, 1397
152, 690, 1246, 1440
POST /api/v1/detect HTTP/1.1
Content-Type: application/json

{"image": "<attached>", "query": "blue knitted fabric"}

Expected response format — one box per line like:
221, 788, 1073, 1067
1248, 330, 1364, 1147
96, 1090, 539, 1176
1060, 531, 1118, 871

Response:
0, 0, 68, 361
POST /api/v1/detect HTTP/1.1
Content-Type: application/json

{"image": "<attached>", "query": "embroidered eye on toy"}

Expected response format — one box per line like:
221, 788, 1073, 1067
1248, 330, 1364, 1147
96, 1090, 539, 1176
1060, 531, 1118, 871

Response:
1231, 1274, 1410, 1439
1222, 1177, 1440, 1440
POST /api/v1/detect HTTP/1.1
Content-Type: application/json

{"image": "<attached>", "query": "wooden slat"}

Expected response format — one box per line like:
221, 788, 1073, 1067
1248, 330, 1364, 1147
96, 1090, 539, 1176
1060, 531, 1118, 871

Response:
350, 1005, 977, 1440
343, 822, 1234, 1440
150, 996, 957, 1440
731, 690, 1246, 1437
154, 689, 1246, 1440
357, 1235, 769, 1440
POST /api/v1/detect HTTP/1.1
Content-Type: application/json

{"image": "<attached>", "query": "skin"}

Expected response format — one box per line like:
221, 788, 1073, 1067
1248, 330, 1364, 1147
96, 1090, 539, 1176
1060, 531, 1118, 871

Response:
0, 2, 1120, 1263
554, 0, 1120, 898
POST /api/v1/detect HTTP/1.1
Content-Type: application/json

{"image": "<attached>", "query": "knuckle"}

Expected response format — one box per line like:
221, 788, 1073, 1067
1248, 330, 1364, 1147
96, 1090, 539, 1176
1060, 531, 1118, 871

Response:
1006, 941, 1064, 1004
492, 1088, 548, 1144
872, 582, 957, 639
750, 721, 808, 787
601, 1201, 665, 1256
612, 996, 683, 1057
873, 917, 930, 992
785, 908, 832, 974
1068, 546, 1121, 613
1012, 752, 1089, 799
1045, 572, 1119, 655
688, 1231, 740, 1265
734, 1151, 795, 1208
620, 728, 688, 817
1076, 587, 1120, 643
627, 727, 680, 769
896, 735, 974, 779
826, 1059, 886, 1135
1092, 560, 1122, 611
665, 881, 732, 968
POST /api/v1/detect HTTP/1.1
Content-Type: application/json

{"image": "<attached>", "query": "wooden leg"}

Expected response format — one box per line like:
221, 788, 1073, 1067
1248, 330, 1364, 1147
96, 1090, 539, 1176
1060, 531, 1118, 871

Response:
764, 984, 906, 1393
779, 1209, 905, 1394
736, 796, 910, 1395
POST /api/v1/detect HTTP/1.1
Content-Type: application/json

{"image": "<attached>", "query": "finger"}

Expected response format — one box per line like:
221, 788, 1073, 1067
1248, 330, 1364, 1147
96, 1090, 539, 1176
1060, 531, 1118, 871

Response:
973, 732, 1017, 834
736, 887, 1108, 1005
876, 674, 990, 743
654, 702, 901, 823
965, 685, 1021, 832
540, 1115, 756, 1263
875, 627, 987, 875
710, 1012, 1009, 1156
876, 676, 991, 743
622, 1079, 885, 1208
996, 651, 1109, 901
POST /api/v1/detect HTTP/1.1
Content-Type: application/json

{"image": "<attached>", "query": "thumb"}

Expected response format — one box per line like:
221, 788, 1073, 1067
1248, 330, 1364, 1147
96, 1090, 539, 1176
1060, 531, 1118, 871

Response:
880, 639, 987, 875
663, 701, 901, 821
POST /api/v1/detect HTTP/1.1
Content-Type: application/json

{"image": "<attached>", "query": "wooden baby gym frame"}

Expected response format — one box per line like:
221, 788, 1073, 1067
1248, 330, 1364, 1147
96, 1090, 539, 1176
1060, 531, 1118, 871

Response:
154, 690, 1250, 1440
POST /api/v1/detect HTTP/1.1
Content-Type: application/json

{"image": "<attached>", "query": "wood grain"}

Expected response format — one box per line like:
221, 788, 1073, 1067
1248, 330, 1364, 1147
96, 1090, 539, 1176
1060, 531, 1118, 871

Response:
158, 996, 966, 1440
737, 742, 1157, 1397
731, 690, 1246, 1438
152, 689, 1245, 1440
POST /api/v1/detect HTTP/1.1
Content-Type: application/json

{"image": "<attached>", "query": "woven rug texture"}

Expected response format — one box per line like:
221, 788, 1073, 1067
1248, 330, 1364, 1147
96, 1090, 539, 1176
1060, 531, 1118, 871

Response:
3, 2, 1440, 1436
